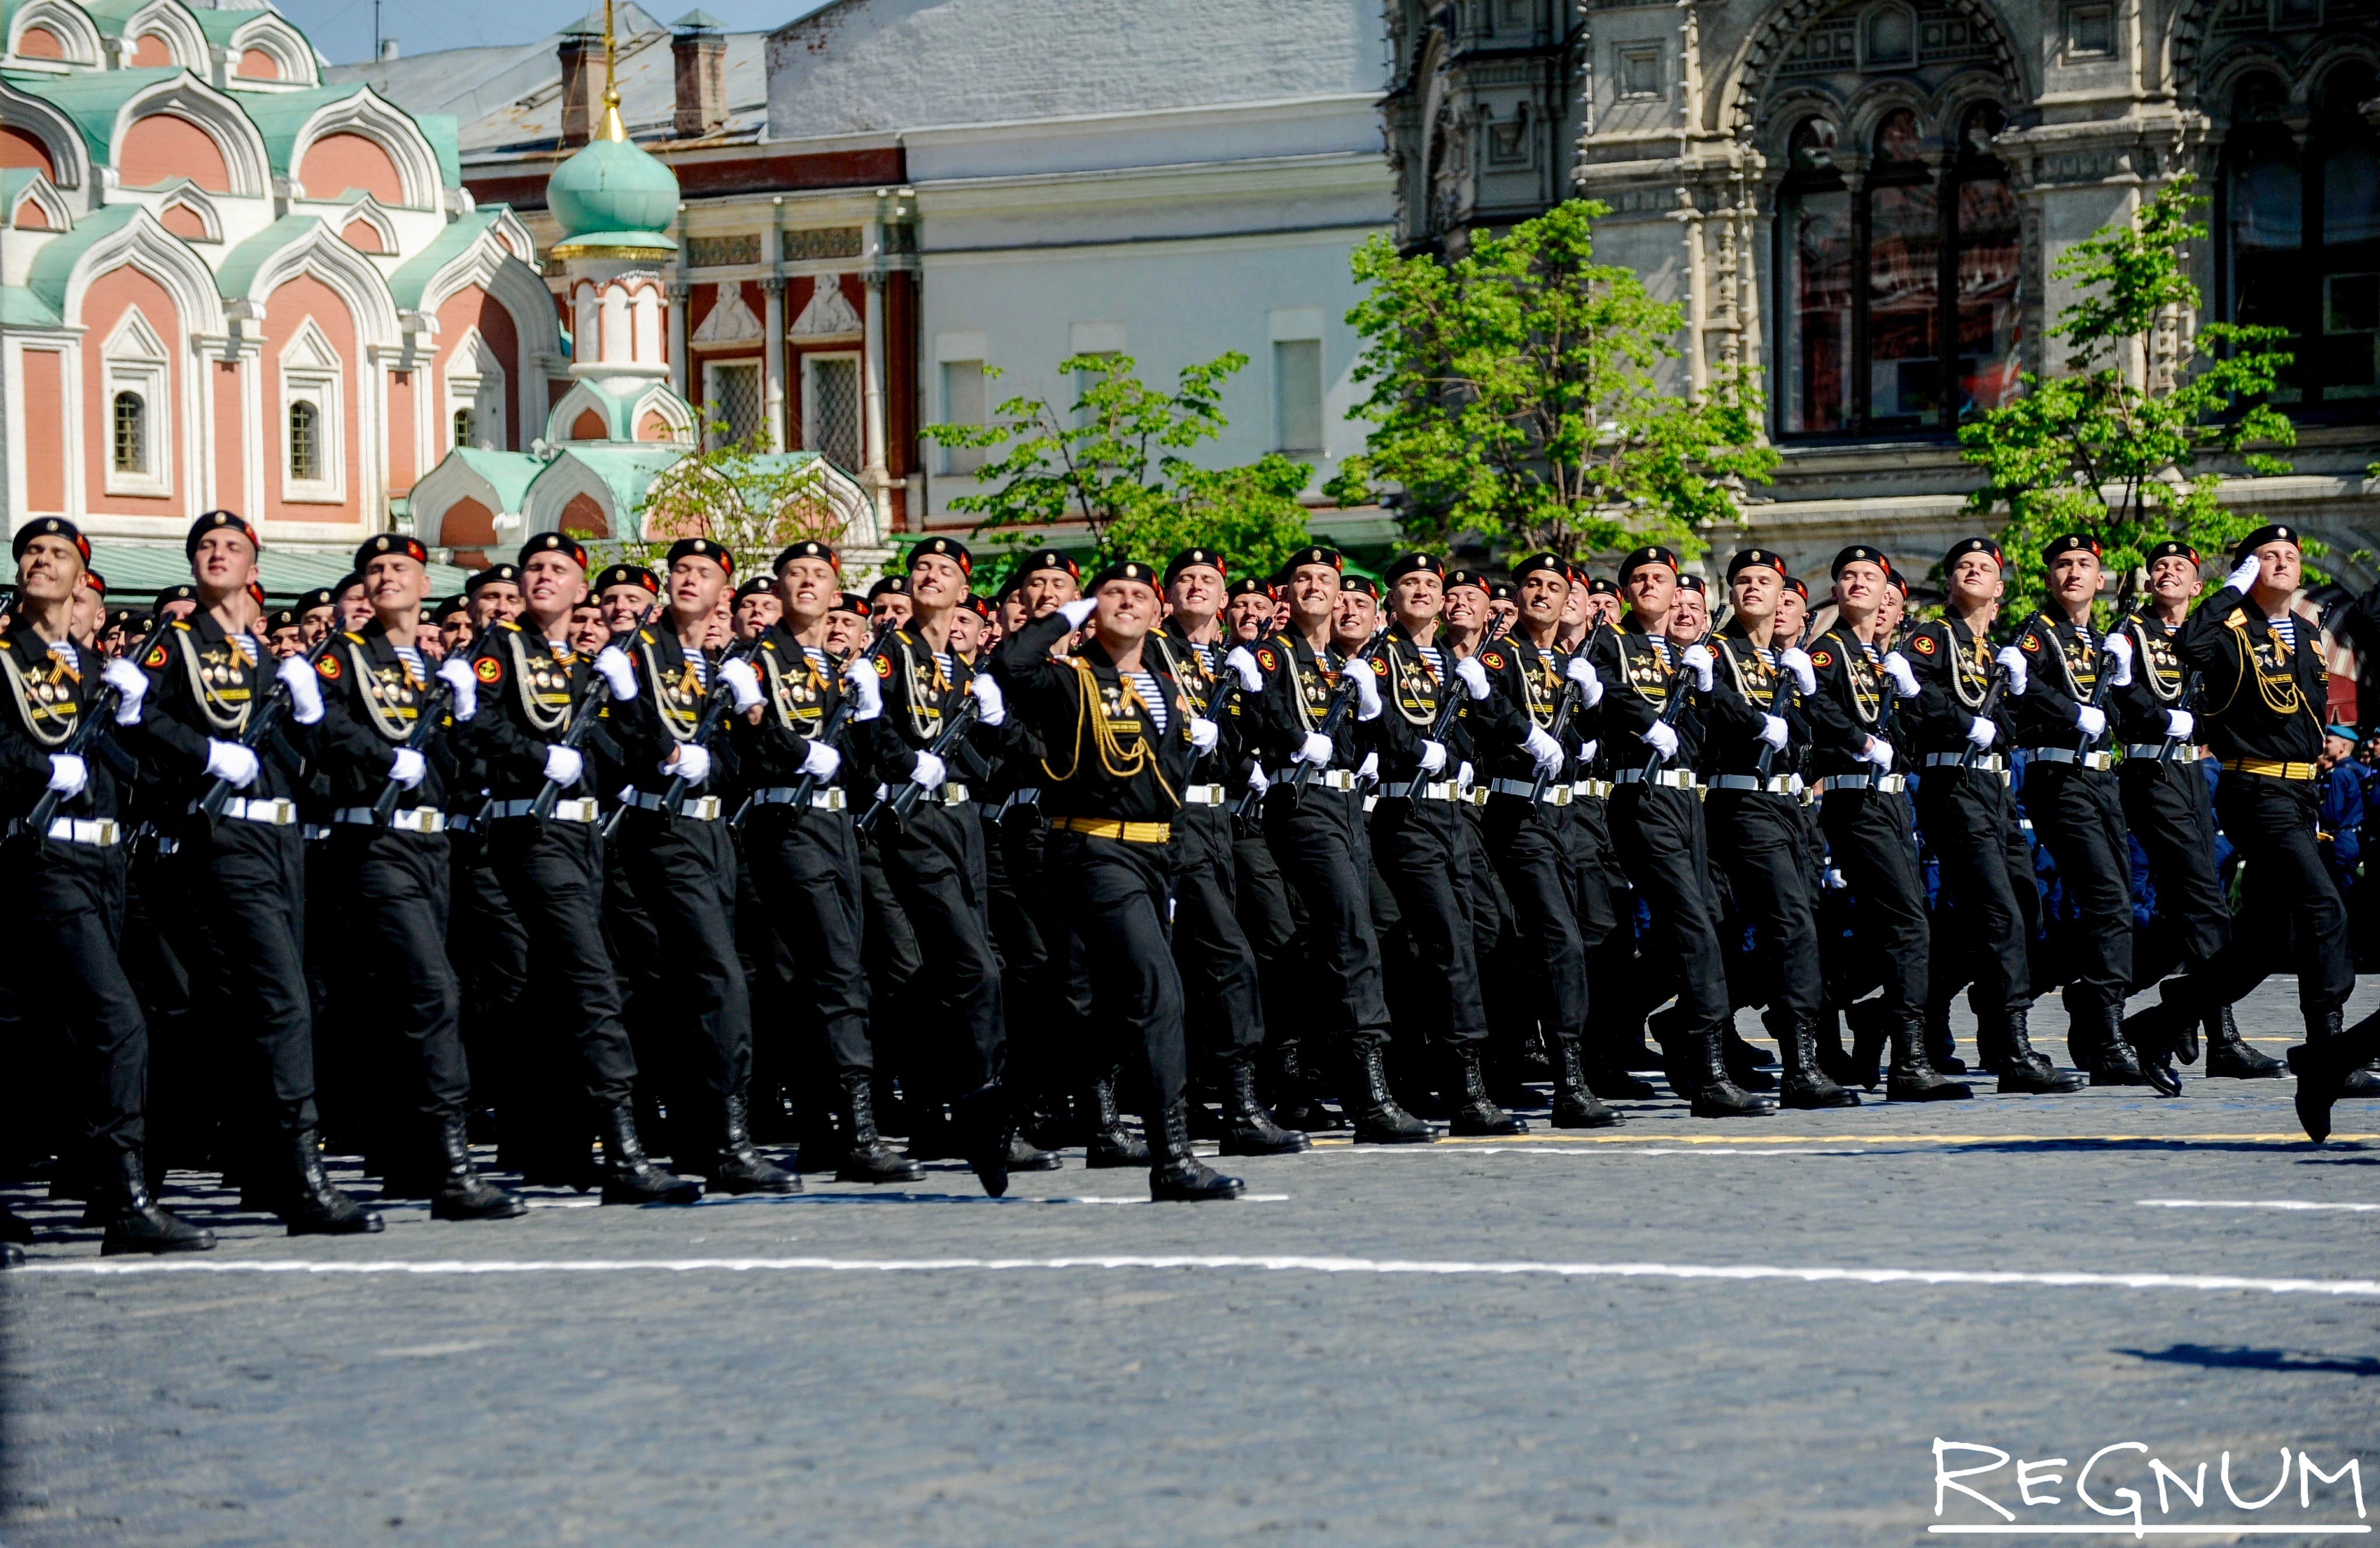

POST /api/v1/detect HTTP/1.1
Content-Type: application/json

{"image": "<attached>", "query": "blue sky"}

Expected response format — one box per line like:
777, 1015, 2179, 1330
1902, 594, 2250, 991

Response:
278, 0, 826, 67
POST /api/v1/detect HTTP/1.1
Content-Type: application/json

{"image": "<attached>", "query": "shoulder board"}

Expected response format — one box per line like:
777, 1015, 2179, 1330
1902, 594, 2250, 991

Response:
495, 620, 521, 634
0, 637, 13, 653
343, 629, 365, 643
761, 639, 778, 654
638, 628, 657, 644
171, 620, 191, 632
2224, 608, 2246, 627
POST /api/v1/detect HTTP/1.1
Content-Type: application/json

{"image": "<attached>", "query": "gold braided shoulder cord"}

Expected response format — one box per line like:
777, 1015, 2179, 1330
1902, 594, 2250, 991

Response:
348, 641, 416, 743
2217, 613, 2304, 717
1038, 657, 1178, 805
2130, 618, 2184, 706
639, 638, 703, 744
175, 628, 252, 734
1832, 628, 1881, 727
1946, 624, 1989, 712
1624, 631, 1672, 708
0, 646, 75, 747
1389, 636, 1435, 726
509, 630, 569, 734
898, 634, 951, 743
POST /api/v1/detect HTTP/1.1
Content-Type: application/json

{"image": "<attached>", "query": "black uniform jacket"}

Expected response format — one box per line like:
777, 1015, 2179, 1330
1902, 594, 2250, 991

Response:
1904, 613, 2017, 759
728, 623, 873, 795
1587, 615, 1717, 774
1466, 629, 1588, 785
456, 618, 604, 801
126, 609, 308, 815
0, 624, 117, 822
1802, 624, 1899, 778
2175, 583, 2329, 766
310, 623, 459, 809
1701, 627, 1804, 778
1242, 629, 1372, 775
2008, 610, 2113, 753
991, 610, 1195, 825
2108, 610, 2200, 747
856, 622, 1027, 790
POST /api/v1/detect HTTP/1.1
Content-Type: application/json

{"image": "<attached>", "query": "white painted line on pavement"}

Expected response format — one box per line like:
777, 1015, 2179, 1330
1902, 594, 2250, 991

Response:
1930, 1528, 2369, 1536
2138, 1198, 2380, 1213
18, 1255, 2380, 1298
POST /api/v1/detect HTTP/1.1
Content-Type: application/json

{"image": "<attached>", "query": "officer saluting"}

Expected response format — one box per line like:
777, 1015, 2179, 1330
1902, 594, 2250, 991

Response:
991, 562, 1242, 1201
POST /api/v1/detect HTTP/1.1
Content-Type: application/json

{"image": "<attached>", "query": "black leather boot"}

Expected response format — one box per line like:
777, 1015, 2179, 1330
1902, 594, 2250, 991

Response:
283, 1130, 386, 1236
1885, 1015, 1972, 1102
1448, 1046, 1527, 1135
1971, 1003, 2010, 1076
2086, 1004, 2152, 1088
1185, 1089, 1229, 1142
2283, 1012, 2380, 1144
1149, 1099, 1244, 1202
706, 1093, 800, 1195
2205, 1002, 2283, 1078
1997, 1008, 2087, 1094
2315, 1009, 2380, 1096
1271, 1041, 1342, 1132
597, 1104, 703, 1205
1349, 1044, 1435, 1143
1845, 1001, 1891, 1091
0, 1241, 20, 1268
836, 1071, 926, 1183
1220, 1058, 1309, 1155
1923, 1001, 1964, 1074
99, 1150, 215, 1256
955, 1086, 1016, 1198
1812, 1006, 1860, 1088
1779, 1016, 1858, 1109
429, 1116, 527, 1221
1085, 1072, 1151, 1169
1550, 1035, 1621, 1127
1008, 1133, 1064, 1171
1721, 1029, 1778, 1092
1586, 1046, 1658, 1101
1688, 1028, 1777, 1118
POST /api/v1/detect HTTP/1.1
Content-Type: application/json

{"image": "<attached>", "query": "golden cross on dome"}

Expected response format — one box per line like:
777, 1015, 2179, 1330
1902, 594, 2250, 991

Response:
600, 0, 626, 143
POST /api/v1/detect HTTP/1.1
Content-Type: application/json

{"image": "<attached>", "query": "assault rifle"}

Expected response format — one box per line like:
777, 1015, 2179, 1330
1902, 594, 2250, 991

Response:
24, 614, 170, 841
193, 624, 346, 821
734, 627, 899, 831
1752, 642, 1805, 779
368, 669, 456, 824
522, 603, 658, 825
601, 631, 769, 838
2157, 669, 2202, 765
1636, 628, 1714, 784
1283, 634, 1388, 810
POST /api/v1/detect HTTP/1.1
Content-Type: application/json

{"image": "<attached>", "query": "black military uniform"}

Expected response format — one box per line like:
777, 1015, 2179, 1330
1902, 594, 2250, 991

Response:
991, 568, 1242, 1199
457, 533, 699, 1205
731, 541, 921, 1184
123, 512, 382, 1232
0, 518, 210, 1255
1902, 538, 2083, 1095
2007, 533, 2145, 1084
1143, 551, 1308, 1156
308, 535, 523, 1220
1802, 544, 1969, 1102
2113, 540, 2280, 1079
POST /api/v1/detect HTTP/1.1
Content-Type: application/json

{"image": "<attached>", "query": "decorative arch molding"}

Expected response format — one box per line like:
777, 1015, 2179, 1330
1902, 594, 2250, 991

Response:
519, 453, 631, 537
228, 220, 401, 350
0, 76, 91, 191
10, 170, 71, 230
333, 192, 397, 252
1842, 76, 1939, 153
408, 227, 561, 360
1720, 0, 2029, 143
545, 379, 622, 443
407, 451, 533, 551
8, 0, 102, 66
225, 13, 317, 86
54, 206, 225, 338
2199, 40, 2298, 116
113, 0, 207, 71
629, 383, 693, 443
2294, 36, 2380, 103
113, 74, 272, 198
483, 206, 534, 265
287, 90, 440, 210
153, 178, 221, 242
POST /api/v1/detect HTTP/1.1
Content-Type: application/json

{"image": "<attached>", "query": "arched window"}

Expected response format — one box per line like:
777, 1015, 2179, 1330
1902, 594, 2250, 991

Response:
1775, 104, 2020, 437
452, 407, 476, 449
112, 391, 145, 473
288, 400, 320, 482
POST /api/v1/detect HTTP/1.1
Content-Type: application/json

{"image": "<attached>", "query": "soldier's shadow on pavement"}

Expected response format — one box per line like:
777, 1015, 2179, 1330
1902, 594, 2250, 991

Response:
2118, 1344, 2380, 1378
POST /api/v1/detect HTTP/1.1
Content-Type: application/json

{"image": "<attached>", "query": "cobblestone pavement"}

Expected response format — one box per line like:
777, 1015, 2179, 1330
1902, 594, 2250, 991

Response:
6, 980, 2378, 1547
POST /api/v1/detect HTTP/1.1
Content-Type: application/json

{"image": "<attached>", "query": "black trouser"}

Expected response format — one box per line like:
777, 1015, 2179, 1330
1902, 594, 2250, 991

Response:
1369, 793, 1490, 1055
1818, 787, 1929, 1015
619, 808, 751, 1110
2120, 757, 2230, 992
1705, 789, 1823, 1035
1170, 803, 1265, 1083
6, 836, 146, 1159
1608, 782, 1732, 1041
484, 817, 640, 1109
1050, 829, 1188, 1116
1917, 767, 2036, 1017
2197, 772, 2354, 1019
331, 826, 472, 1133
747, 803, 873, 1076
988, 803, 1090, 1103
169, 817, 318, 1135
879, 801, 1005, 1095
1261, 783, 1391, 1053
1479, 793, 1590, 1053
2019, 760, 2133, 1025
448, 828, 528, 1114
1231, 814, 1305, 1071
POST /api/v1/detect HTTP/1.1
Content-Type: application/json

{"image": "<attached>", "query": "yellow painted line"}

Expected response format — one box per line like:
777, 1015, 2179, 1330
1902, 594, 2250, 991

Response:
1308, 1132, 2375, 1148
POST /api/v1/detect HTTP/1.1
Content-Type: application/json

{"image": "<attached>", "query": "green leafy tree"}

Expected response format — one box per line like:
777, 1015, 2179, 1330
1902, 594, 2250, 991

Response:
1325, 199, 1776, 562
1958, 177, 2298, 620
920, 353, 1312, 583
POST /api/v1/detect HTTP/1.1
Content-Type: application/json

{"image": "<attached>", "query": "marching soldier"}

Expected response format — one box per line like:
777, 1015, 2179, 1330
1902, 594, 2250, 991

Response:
466, 564, 524, 630
308, 534, 524, 1219
991, 564, 1243, 1201
1, 518, 212, 1255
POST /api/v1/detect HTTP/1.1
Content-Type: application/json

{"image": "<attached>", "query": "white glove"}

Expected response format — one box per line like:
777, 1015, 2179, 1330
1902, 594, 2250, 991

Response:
1580, 739, 1599, 764
800, 740, 843, 780
435, 656, 478, 722
1454, 654, 1492, 701
1225, 646, 1265, 693
668, 743, 712, 785
1456, 759, 1474, 789
969, 673, 1006, 727
594, 645, 637, 701
1639, 719, 1679, 761
1777, 647, 1816, 696
1966, 716, 1998, 750
2101, 631, 2133, 687
1824, 866, 1848, 890
719, 657, 763, 712
842, 656, 883, 720
103, 657, 149, 725
276, 655, 324, 725
1994, 646, 2030, 697
541, 744, 583, 788
1295, 731, 1334, 768
907, 750, 947, 790
1188, 717, 1219, 752
1525, 724, 1565, 775
1881, 651, 1920, 699
1680, 643, 1715, 693
1247, 762, 1270, 795
1418, 739, 1448, 775
2166, 709, 2195, 741
47, 752, 87, 797
1057, 597, 1097, 630
1758, 714, 1788, 750
205, 738, 259, 788
1861, 736, 1895, 771
1565, 655, 1604, 706
1350, 662, 1382, 721
389, 748, 427, 788
2074, 703, 2107, 738
1357, 751, 1380, 782
2226, 553, 2262, 594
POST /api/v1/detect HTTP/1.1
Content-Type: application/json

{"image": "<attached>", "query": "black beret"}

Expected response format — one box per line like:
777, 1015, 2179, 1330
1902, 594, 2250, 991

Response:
909, 536, 973, 575
1726, 548, 1788, 582
1382, 552, 1445, 584
354, 533, 428, 571
1283, 544, 1343, 574
1942, 536, 2004, 569
1164, 548, 1228, 584
186, 510, 258, 557
83, 570, 105, 596
1444, 568, 1488, 593
1677, 573, 1707, 594
1615, 547, 1680, 586
434, 594, 471, 621
1830, 545, 1888, 577
2041, 533, 2102, 564
106, 607, 147, 633
295, 586, 336, 613
994, 577, 1022, 604
1486, 581, 1516, 602
2144, 539, 2201, 566
465, 564, 522, 594
1511, 551, 1569, 585
1088, 558, 1161, 593
594, 564, 660, 595
1224, 576, 1272, 600
773, 540, 840, 574
866, 575, 909, 601
333, 572, 365, 597
1587, 576, 1617, 596
1783, 575, 1809, 600
1884, 569, 1910, 596
517, 533, 589, 571
152, 584, 195, 609
836, 592, 871, 617
964, 594, 996, 620
734, 576, 777, 602
263, 607, 299, 632
11, 515, 89, 564
667, 537, 734, 575
1016, 549, 1080, 582
2233, 524, 2301, 564
1340, 575, 1379, 598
